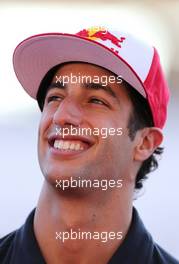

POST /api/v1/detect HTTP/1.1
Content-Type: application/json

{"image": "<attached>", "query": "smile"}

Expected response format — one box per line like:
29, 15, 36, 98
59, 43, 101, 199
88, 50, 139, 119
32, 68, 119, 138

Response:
54, 140, 85, 151
47, 134, 95, 157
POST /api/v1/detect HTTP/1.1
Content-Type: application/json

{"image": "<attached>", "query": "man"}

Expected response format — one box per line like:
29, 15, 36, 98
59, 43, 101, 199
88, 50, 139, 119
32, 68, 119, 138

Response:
0, 26, 178, 264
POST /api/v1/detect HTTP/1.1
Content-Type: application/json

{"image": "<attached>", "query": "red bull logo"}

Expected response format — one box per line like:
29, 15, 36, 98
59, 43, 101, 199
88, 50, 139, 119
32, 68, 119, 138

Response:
76, 27, 126, 54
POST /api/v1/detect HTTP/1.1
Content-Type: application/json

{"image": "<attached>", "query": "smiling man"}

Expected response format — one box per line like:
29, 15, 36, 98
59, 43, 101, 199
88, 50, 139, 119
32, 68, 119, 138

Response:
0, 27, 178, 264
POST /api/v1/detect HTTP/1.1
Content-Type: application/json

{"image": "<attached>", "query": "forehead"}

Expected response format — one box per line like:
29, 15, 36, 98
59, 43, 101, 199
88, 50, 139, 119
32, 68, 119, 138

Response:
50, 62, 131, 100
52, 62, 117, 78
37, 61, 134, 112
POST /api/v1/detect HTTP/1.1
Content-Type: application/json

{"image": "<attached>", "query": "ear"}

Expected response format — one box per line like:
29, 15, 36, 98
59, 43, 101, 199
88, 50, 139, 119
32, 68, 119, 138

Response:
134, 127, 163, 162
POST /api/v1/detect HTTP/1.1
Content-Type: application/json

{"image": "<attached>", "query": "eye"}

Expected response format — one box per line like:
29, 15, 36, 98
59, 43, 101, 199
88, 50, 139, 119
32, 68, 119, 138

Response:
89, 97, 108, 106
47, 95, 63, 103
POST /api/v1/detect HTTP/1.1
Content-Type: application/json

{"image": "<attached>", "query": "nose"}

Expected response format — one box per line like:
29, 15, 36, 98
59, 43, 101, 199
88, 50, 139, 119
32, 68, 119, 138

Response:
52, 97, 83, 127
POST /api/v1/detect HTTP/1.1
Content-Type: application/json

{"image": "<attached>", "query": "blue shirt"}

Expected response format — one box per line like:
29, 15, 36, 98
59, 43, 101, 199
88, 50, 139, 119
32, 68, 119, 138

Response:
0, 208, 178, 264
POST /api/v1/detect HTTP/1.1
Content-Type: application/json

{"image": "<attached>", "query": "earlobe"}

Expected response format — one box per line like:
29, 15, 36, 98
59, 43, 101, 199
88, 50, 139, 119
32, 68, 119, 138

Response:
134, 128, 163, 162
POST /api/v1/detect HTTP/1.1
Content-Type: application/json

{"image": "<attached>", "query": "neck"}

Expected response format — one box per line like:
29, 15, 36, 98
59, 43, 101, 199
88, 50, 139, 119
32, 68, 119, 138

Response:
34, 181, 133, 264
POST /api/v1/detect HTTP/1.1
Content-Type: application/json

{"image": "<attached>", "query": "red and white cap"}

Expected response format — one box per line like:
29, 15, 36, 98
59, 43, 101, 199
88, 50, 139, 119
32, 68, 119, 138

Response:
13, 26, 170, 128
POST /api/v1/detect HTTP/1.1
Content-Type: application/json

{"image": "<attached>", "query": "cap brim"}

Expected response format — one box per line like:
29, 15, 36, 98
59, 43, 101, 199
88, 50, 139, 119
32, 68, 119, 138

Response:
13, 33, 146, 99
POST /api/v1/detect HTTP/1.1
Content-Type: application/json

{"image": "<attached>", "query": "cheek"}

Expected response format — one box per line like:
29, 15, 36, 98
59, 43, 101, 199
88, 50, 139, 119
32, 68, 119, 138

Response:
40, 107, 54, 125
38, 110, 53, 153
89, 112, 121, 130
107, 134, 134, 179
102, 121, 133, 160
39, 108, 54, 134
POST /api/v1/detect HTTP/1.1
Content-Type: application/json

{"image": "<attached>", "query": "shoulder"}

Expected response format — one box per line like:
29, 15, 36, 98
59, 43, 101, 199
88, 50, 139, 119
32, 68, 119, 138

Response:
0, 231, 17, 263
128, 208, 179, 264
152, 243, 179, 264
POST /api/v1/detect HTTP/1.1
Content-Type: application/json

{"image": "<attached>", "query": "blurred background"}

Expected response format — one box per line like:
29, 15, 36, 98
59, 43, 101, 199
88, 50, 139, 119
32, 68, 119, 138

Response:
0, 0, 178, 259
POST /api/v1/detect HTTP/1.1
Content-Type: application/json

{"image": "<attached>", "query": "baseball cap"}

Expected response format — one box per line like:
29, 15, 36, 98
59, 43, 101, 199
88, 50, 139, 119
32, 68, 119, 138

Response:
13, 26, 169, 128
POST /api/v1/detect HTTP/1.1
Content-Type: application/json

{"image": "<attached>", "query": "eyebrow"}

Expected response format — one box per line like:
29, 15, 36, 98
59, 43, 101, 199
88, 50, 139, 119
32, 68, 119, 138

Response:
83, 82, 117, 99
47, 81, 117, 99
47, 81, 66, 91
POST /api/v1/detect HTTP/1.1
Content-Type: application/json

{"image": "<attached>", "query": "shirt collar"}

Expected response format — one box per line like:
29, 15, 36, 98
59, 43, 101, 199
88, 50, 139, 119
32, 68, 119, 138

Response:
12, 207, 153, 264
109, 207, 153, 263
12, 209, 45, 264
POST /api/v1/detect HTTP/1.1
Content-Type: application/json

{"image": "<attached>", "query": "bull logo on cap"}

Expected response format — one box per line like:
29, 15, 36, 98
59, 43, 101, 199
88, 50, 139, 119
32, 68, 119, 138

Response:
76, 26, 126, 54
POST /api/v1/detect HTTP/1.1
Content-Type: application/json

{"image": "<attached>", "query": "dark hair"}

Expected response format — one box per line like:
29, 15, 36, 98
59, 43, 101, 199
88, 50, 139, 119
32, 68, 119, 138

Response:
37, 64, 163, 190
37, 64, 61, 111
124, 81, 163, 190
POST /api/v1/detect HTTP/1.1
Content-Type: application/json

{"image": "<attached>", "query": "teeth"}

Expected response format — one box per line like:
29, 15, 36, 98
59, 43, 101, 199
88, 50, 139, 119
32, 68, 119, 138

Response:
63, 141, 69, 150
75, 144, 80, 150
54, 140, 59, 149
70, 143, 75, 150
53, 140, 84, 151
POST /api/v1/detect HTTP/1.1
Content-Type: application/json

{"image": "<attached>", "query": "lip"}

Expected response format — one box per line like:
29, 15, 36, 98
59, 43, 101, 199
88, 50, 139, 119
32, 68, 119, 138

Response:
47, 134, 95, 158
